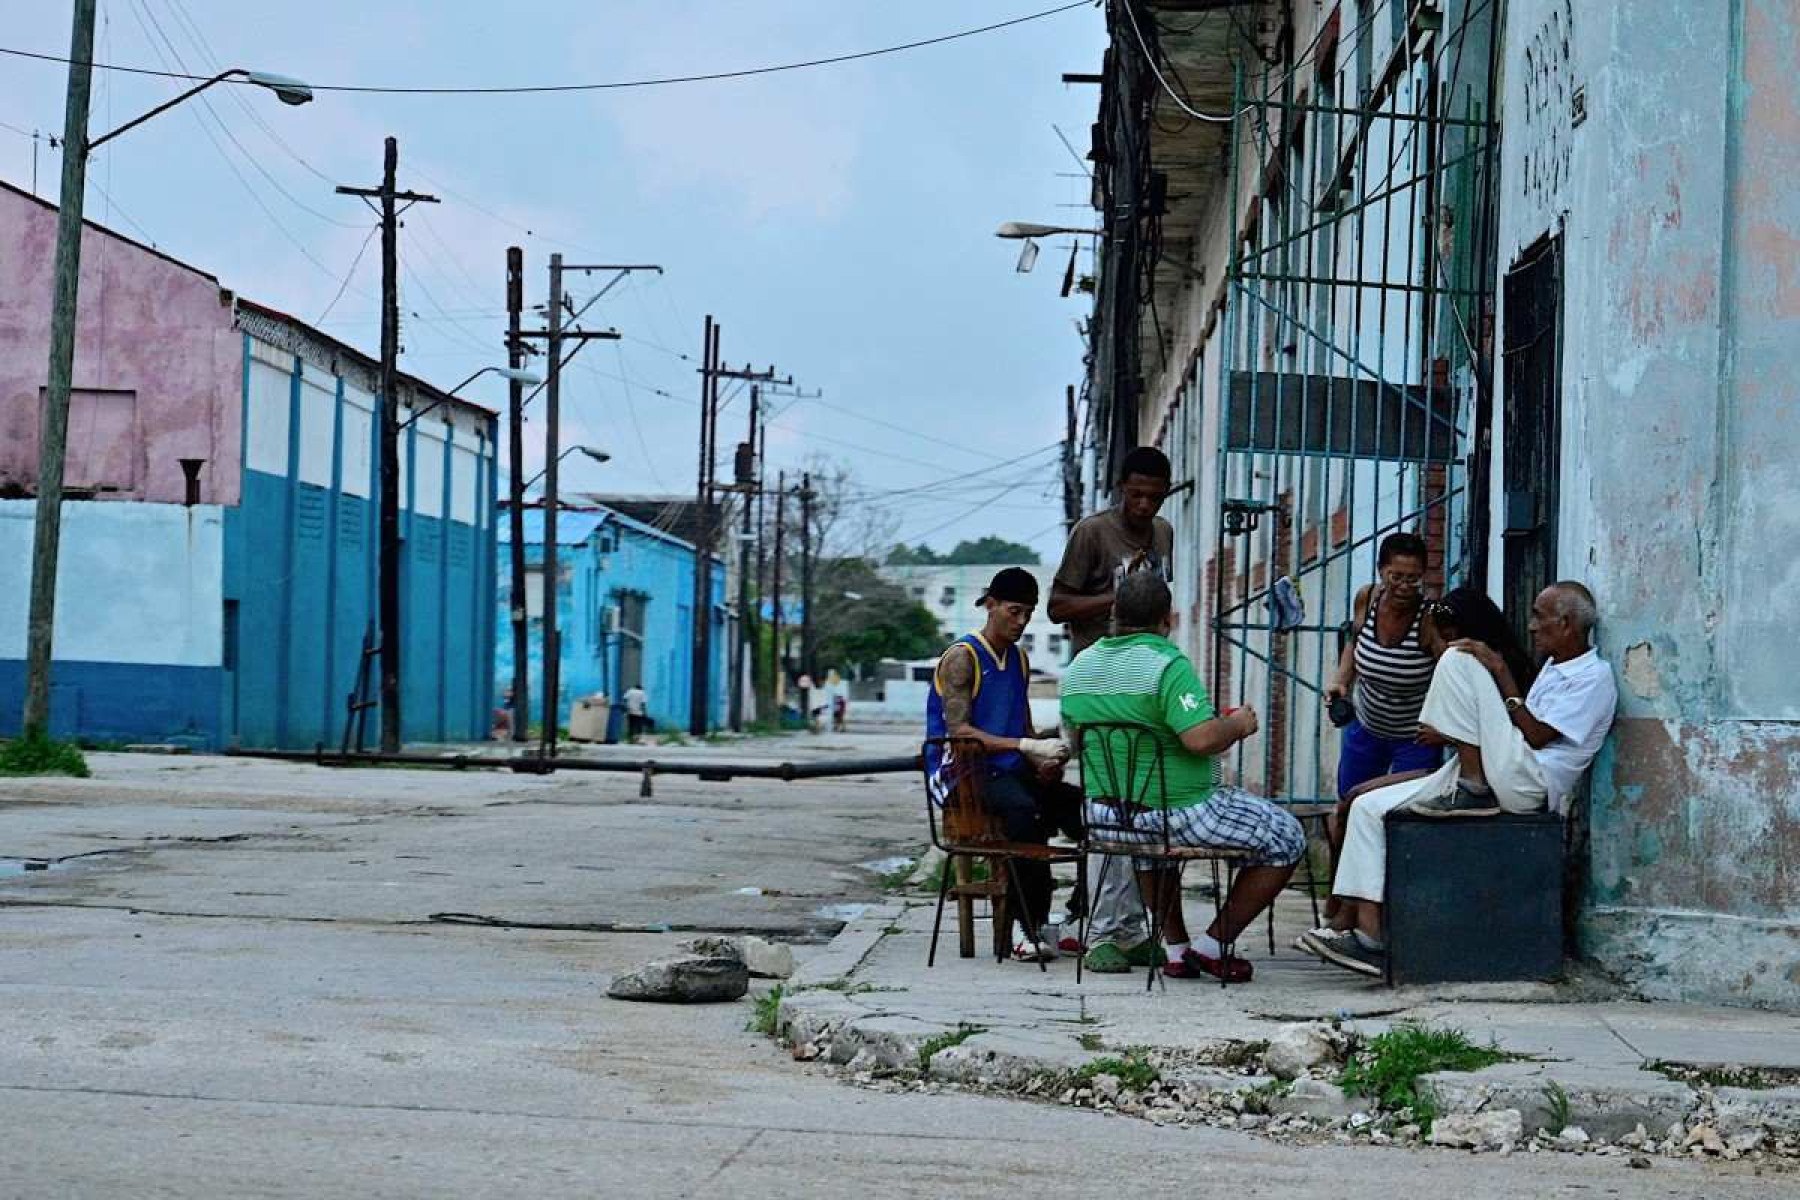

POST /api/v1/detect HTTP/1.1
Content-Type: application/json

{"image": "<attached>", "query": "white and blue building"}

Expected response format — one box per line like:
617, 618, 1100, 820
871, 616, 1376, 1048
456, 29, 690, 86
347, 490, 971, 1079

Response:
0, 182, 497, 748
497, 503, 728, 738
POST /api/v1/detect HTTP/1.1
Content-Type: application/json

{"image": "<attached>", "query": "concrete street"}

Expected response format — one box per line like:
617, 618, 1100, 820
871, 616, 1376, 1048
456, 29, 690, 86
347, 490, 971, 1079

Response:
0, 729, 1788, 1197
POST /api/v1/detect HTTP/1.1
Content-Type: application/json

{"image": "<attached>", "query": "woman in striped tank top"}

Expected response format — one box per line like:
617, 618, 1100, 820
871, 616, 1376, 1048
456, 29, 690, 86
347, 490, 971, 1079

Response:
1325, 532, 1443, 799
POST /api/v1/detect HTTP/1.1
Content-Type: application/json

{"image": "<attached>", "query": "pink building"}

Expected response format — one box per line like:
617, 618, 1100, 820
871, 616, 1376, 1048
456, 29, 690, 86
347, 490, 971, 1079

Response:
0, 180, 498, 748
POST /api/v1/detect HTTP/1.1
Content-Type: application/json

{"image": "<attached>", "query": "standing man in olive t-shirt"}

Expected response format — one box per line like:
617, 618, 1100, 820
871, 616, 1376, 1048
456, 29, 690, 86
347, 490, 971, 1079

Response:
1047, 445, 1176, 972
1049, 446, 1176, 657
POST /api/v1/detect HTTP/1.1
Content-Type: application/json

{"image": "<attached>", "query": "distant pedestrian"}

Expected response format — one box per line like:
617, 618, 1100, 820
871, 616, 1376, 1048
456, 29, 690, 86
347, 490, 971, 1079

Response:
832, 692, 848, 732
623, 683, 650, 741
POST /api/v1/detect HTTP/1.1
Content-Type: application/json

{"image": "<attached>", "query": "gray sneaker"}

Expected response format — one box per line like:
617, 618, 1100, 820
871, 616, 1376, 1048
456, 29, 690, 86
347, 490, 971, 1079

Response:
1301, 928, 1385, 978
1409, 782, 1501, 818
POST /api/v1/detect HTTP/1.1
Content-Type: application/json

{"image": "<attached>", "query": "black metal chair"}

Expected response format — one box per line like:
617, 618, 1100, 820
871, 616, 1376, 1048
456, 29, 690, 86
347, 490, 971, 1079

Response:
1074, 722, 1253, 990
921, 736, 1085, 972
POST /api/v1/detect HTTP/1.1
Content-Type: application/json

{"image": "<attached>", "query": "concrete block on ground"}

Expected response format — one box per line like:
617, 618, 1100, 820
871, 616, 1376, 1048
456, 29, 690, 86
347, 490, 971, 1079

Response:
828, 1014, 968, 1072
1272, 1078, 1359, 1121
1263, 1022, 1340, 1080
1418, 1062, 1697, 1141
927, 1029, 1099, 1088
777, 990, 867, 1049
1713, 1086, 1800, 1140
683, 934, 796, 979
1428, 1108, 1523, 1149
605, 955, 748, 1003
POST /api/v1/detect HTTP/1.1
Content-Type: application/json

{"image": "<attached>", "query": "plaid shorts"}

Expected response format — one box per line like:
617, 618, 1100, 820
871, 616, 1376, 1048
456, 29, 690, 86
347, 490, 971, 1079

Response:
1084, 786, 1307, 871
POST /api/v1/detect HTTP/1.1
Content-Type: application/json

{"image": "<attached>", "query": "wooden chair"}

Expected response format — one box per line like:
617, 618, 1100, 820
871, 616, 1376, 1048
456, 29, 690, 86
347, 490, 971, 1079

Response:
922, 737, 1085, 971
1074, 722, 1253, 989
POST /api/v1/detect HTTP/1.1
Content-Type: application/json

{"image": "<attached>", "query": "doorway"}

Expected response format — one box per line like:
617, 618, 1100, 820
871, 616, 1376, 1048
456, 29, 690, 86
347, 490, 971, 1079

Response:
1500, 233, 1564, 651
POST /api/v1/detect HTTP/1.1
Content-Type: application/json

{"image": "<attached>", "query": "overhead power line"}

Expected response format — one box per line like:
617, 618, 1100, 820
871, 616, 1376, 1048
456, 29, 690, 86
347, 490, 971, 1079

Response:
0, 2, 1094, 95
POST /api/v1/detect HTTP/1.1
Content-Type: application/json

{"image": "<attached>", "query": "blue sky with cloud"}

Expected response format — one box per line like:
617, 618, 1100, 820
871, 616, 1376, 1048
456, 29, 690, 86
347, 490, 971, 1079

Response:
0, 1, 1105, 559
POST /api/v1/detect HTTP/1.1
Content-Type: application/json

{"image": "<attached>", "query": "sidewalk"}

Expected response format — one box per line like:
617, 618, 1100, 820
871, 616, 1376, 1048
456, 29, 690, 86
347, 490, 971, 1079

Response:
775, 883, 1800, 1165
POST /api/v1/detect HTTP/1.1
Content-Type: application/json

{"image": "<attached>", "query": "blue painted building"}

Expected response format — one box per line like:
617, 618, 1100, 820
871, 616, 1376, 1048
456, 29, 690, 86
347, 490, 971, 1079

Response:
497, 504, 728, 736
0, 185, 497, 748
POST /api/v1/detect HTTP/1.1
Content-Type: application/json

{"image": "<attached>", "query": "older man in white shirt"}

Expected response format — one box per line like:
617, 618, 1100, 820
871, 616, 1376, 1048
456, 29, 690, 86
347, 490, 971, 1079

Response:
1302, 581, 1618, 977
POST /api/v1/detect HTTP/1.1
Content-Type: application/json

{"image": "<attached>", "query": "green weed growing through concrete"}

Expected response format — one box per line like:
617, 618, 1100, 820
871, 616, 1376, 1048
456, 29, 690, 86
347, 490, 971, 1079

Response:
1337, 1024, 1511, 1129
1542, 1080, 1571, 1135
0, 733, 90, 779
1073, 1050, 1160, 1093
916, 1025, 985, 1071
748, 986, 785, 1036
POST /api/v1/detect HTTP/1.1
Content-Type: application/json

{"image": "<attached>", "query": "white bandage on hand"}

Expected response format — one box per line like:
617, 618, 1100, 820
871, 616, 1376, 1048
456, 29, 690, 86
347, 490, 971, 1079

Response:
1018, 737, 1070, 766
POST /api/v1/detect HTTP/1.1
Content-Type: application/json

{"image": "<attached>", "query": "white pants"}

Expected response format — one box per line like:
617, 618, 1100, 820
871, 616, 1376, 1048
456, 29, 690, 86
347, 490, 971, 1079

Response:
1333, 649, 1548, 903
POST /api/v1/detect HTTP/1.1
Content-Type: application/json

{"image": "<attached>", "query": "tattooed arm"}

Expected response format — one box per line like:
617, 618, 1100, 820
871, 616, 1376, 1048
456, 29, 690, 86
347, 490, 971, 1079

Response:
937, 646, 1020, 755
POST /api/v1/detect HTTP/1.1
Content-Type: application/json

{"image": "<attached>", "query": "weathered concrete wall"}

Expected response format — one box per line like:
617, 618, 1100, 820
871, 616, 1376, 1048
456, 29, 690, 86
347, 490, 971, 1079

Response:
0, 182, 242, 505
1492, 0, 1800, 1008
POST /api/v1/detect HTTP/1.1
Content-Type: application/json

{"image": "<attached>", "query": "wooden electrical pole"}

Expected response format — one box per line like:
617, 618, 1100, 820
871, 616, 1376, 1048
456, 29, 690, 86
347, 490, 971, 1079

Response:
799, 471, 817, 696
20, 0, 97, 737
337, 138, 439, 753
770, 471, 786, 709
688, 324, 789, 736
512, 260, 624, 756
505, 246, 530, 741
729, 385, 761, 731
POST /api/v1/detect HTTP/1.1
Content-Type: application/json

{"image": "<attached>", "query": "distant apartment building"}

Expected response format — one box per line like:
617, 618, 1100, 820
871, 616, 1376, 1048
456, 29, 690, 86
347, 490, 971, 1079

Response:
878, 562, 1071, 674
0, 180, 497, 749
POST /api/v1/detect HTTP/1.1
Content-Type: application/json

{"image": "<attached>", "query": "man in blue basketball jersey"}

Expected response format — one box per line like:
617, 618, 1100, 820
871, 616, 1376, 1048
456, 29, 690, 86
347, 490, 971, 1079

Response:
926, 568, 1082, 962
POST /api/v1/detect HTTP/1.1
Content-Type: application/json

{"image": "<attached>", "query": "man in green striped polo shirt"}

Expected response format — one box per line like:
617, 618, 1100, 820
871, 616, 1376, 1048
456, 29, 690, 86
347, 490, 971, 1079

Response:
1061, 572, 1306, 982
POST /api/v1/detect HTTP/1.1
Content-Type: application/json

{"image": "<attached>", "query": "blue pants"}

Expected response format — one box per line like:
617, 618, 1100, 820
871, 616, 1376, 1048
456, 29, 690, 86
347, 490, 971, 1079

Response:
1336, 718, 1444, 800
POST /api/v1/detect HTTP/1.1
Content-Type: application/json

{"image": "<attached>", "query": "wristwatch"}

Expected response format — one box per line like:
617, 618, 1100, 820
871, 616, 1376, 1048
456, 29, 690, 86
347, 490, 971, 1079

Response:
1504, 696, 1526, 713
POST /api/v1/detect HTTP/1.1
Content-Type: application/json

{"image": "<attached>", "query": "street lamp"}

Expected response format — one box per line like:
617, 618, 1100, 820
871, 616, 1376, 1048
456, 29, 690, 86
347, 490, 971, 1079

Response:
520, 445, 610, 493
20, 0, 315, 737
994, 221, 1101, 239
398, 365, 541, 431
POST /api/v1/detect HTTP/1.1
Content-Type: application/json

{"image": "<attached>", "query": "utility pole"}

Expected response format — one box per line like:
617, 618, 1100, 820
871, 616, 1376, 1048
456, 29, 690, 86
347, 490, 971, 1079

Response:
689, 317, 717, 737
799, 471, 817, 723
1063, 383, 1081, 534
20, 0, 97, 737
729, 384, 761, 731
689, 324, 790, 736
541, 253, 565, 761
770, 471, 786, 710
505, 246, 530, 742
337, 138, 439, 753
514, 259, 626, 758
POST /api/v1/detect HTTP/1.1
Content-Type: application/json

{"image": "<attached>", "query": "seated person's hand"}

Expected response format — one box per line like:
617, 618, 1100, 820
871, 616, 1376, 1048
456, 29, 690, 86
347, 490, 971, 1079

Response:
1416, 722, 1448, 746
1229, 705, 1259, 739
1034, 756, 1065, 782
1018, 737, 1070, 768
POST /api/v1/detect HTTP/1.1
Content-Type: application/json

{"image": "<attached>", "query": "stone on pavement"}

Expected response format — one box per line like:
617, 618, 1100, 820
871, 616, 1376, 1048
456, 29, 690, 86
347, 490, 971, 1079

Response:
606, 955, 749, 1003
1417, 1062, 1698, 1141
683, 935, 797, 979
1263, 1022, 1340, 1080
1713, 1085, 1800, 1141
928, 1029, 1099, 1088
1272, 1078, 1359, 1122
1427, 1109, 1524, 1150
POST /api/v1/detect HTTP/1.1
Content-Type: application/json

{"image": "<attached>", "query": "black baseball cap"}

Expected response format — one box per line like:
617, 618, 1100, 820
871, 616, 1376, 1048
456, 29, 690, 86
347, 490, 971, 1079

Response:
976, 567, 1039, 608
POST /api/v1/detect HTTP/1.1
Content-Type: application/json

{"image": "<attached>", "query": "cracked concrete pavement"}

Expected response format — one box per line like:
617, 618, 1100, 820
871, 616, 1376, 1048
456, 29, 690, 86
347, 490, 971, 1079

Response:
2, 729, 1793, 1196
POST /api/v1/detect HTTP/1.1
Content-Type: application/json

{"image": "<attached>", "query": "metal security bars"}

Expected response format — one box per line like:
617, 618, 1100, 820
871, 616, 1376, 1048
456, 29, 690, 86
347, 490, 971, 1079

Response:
1208, 0, 1501, 803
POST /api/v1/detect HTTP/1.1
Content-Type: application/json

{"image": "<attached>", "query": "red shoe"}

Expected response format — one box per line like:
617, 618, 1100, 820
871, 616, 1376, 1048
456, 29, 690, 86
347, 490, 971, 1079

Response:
1164, 948, 1253, 983
1056, 935, 1085, 954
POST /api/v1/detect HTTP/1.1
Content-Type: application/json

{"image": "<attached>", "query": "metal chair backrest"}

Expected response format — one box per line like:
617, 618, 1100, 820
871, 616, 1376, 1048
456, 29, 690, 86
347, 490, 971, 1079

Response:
1073, 722, 1174, 857
920, 736, 1005, 851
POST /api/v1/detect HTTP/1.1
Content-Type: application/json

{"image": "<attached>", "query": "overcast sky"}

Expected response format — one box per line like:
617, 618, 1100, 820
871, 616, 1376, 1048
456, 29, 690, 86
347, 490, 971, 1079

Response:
0, 2, 1106, 561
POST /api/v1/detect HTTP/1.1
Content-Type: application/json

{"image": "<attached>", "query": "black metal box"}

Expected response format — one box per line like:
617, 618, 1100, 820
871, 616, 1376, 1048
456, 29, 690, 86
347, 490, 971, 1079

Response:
1383, 811, 1566, 985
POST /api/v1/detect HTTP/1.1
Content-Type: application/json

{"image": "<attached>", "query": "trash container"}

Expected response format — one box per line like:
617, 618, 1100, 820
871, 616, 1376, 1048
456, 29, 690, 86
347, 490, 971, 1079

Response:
569, 694, 611, 743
